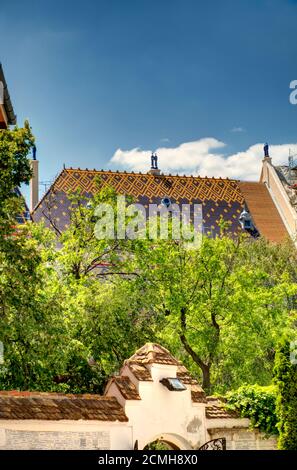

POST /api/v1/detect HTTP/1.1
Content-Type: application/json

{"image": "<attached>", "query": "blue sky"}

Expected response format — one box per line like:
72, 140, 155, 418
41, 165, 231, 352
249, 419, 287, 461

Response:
1, 0, 297, 201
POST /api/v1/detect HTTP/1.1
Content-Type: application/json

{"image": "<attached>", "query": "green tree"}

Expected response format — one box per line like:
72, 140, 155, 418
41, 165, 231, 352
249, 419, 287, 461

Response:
36, 187, 154, 391
52, 276, 157, 392
50, 186, 135, 280
123, 234, 297, 392
0, 124, 68, 390
0, 186, 155, 392
274, 337, 297, 450
0, 121, 34, 228
0, 222, 69, 390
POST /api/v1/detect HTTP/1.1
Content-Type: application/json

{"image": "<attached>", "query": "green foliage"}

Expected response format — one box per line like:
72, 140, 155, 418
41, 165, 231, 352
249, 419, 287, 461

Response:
0, 122, 34, 228
144, 440, 172, 450
0, 123, 51, 390
225, 385, 278, 435
0, 220, 70, 390
123, 234, 297, 392
0, 182, 155, 392
1, 146, 297, 397
274, 337, 297, 450
56, 186, 119, 278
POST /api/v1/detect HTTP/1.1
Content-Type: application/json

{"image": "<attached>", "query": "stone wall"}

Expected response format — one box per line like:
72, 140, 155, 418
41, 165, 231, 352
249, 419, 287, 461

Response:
208, 427, 277, 450
0, 421, 132, 450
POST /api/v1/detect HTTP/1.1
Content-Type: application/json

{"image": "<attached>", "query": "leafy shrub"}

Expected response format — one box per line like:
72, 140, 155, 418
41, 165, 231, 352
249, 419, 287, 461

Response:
225, 384, 278, 435
144, 440, 173, 450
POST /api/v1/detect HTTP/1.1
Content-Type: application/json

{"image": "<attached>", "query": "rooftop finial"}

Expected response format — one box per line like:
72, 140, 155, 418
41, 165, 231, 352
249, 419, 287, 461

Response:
151, 152, 158, 170
149, 152, 161, 175
264, 142, 269, 158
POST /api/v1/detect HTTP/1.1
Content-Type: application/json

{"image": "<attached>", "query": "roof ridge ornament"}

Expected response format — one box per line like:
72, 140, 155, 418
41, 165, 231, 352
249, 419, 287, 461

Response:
151, 152, 158, 170
149, 152, 161, 175
264, 142, 269, 158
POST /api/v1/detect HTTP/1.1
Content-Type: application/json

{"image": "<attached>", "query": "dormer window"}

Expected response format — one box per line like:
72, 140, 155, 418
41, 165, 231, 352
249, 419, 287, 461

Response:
244, 219, 251, 229
239, 208, 260, 238
160, 378, 187, 391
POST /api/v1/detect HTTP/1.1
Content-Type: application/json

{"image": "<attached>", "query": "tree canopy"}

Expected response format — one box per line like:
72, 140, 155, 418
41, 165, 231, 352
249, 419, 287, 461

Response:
121, 233, 297, 391
1, 141, 297, 397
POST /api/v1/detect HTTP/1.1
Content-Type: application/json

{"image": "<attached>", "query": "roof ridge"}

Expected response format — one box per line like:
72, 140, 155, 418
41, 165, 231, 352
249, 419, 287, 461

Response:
63, 167, 238, 182
127, 342, 181, 366
132, 342, 174, 356
0, 390, 114, 400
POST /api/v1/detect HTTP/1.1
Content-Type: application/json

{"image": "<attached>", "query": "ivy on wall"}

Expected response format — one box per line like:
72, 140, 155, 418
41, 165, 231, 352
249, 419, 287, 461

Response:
225, 384, 278, 436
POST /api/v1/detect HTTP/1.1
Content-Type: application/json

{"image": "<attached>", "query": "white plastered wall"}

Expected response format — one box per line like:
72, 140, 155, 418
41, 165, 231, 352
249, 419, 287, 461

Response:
106, 363, 208, 450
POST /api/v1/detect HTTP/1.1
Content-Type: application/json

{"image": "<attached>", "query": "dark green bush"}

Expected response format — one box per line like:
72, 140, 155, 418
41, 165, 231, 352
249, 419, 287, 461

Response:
274, 338, 297, 450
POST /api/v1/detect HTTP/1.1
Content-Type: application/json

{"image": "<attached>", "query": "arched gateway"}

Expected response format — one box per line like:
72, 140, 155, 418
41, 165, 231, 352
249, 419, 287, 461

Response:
0, 344, 276, 450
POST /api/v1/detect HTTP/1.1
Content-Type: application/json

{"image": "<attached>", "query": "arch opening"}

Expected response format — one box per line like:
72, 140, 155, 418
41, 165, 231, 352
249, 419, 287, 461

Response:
142, 433, 191, 450
144, 439, 179, 450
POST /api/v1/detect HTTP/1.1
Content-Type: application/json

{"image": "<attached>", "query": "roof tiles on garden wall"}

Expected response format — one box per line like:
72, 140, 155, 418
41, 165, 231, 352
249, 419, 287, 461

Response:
106, 376, 141, 401
0, 391, 128, 421
0, 345, 236, 418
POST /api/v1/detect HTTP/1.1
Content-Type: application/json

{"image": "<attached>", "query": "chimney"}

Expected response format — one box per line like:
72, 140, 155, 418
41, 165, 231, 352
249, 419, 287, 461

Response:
30, 145, 39, 211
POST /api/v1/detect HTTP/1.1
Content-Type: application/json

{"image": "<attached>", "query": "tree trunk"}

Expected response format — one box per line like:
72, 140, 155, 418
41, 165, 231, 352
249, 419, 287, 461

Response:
200, 363, 211, 391
179, 331, 211, 391
180, 306, 212, 391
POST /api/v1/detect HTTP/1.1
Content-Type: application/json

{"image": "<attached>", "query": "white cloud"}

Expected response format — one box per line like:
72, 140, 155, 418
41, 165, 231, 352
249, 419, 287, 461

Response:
160, 138, 170, 143
109, 139, 297, 181
231, 127, 245, 133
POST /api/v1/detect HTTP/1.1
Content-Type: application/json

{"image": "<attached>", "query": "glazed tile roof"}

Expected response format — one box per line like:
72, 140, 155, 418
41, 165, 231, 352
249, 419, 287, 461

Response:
176, 366, 207, 402
14, 187, 31, 224
32, 168, 290, 243
44, 169, 243, 203
32, 168, 245, 238
0, 391, 128, 421
107, 376, 141, 400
